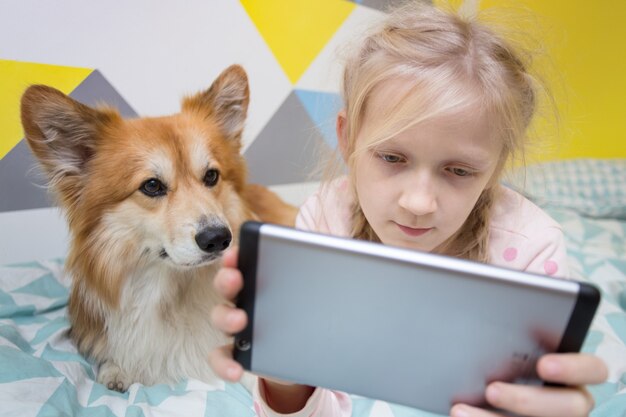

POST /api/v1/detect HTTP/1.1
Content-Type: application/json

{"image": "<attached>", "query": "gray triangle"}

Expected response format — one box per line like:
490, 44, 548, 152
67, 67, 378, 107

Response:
70, 70, 138, 118
0, 70, 138, 213
0, 139, 53, 212
244, 91, 332, 186
347, 0, 426, 11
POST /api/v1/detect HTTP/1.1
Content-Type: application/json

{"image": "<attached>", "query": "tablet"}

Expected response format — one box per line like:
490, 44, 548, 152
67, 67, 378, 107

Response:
233, 221, 599, 414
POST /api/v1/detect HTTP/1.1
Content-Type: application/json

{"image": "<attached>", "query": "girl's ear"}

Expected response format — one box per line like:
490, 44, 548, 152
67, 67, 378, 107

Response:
336, 110, 349, 163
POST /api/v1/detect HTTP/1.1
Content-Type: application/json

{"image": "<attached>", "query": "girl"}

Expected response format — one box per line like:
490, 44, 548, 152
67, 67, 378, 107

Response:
209, 2, 607, 416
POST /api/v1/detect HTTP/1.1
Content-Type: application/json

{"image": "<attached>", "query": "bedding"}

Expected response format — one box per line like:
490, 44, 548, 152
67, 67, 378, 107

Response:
2, 167, 626, 416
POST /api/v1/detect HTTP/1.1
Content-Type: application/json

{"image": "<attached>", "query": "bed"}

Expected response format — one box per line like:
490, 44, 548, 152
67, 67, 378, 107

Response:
1, 159, 625, 417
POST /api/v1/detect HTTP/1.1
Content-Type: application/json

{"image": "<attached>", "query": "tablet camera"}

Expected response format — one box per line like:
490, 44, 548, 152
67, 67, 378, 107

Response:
235, 338, 251, 351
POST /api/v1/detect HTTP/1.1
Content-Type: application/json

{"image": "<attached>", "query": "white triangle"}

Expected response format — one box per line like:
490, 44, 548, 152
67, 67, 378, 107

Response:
0, 1, 291, 156
585, 231, 613, 247
591, 314, 626, 383
133, 389, 209, 417
588, 262, 625, 289
0, 377, 65, 417
368, 400, 395, 417
297, 6, 385, 93
269, 181, 321, 207
0, 266, 48, 292
9, 292, 60, 312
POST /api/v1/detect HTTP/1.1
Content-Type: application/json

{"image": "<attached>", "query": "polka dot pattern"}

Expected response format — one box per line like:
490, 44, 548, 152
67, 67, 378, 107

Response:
543, 260, 558, 276
503, 247, 518, 262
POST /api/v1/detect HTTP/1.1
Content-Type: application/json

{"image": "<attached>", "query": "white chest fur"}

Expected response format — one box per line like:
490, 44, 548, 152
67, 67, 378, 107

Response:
104, 263, 227, 386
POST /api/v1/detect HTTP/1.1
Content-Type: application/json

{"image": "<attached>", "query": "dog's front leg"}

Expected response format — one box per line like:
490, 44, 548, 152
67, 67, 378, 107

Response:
98, 360, 133, 392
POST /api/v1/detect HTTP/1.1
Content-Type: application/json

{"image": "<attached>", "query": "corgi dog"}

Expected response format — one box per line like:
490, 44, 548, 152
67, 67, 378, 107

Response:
20, 65, 297, 391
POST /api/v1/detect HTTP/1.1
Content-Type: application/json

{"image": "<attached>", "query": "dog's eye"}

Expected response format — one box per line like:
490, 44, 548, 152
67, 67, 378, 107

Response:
204, 169, 220, 187
140, 178, 167, 197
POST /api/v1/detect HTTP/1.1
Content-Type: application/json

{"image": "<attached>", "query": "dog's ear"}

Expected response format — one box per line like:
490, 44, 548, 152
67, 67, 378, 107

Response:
20, 85, 117, 193
182, 64, 250, 141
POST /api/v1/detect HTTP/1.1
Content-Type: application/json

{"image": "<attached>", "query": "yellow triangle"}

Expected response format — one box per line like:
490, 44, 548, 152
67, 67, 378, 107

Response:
0, 60, 92, 160
241, 0, 355, 84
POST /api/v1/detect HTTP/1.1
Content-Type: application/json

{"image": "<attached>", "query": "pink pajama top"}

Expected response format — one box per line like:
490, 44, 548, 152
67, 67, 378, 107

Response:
252, 178, 570, 417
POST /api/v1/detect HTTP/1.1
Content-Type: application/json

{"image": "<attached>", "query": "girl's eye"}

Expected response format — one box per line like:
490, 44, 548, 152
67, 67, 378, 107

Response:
378, 153, 404, 164
449, 167, 471, 177
140, 178, 167, 197
204, 169, 220, 187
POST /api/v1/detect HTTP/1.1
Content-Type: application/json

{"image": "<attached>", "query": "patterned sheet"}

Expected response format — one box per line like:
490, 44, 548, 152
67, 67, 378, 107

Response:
1, 209, 625, 417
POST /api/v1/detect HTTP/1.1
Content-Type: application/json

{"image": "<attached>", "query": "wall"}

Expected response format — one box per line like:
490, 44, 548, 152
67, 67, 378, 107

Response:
0, 0, 388, 263
480, 0, 626, 160
1, 0, 624, 263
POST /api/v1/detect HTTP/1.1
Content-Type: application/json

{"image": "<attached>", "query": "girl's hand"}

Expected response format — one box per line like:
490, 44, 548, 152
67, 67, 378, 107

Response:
208, 248, 248, 382
207, 248, 316, 413
450, 353, 608, 417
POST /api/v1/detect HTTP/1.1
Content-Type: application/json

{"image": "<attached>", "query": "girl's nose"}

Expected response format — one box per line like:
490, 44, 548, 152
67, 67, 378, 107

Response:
398, 183, 438, 216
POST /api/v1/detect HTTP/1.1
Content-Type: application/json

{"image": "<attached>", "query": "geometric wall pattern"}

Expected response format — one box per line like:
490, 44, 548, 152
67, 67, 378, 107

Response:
0, 0, 386, 263
1, 0, 624, 260
245, 91, 332, 186
0, 1, 388, 216
0, 69, 137, 212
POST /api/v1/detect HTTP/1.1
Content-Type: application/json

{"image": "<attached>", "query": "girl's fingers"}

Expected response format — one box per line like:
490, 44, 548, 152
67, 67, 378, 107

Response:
537, 353, 608, 385
208, 344, 244, 382
222, 247, 239, 268
211, 304, 247, 334
483, 382, 594, 417
213, 266, 244, 300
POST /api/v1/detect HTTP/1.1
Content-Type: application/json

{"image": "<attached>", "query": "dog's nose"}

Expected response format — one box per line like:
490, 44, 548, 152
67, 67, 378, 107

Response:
195, 227, 232, 253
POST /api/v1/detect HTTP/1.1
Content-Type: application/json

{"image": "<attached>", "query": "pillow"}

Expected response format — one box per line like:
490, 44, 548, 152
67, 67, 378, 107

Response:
505, 158, 626, 220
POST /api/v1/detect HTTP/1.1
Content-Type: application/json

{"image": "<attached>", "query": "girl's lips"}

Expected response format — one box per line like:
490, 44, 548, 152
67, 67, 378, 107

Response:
396, 223, 433, 237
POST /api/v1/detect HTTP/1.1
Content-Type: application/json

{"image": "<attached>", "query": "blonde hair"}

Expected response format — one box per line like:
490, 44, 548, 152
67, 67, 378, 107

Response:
333, 1, 542, 262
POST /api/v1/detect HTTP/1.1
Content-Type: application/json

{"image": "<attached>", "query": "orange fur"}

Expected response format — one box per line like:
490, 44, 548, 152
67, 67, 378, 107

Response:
20, 65, 296, 391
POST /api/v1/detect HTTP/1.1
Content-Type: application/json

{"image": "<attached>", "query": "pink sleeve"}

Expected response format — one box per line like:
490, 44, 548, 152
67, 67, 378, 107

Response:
523, 225, 570, 279
490, 224, 570, 279
295, 193, 317, 232
489, 188, 571, 279
294, 178, 353, 237
252, 379, 352, 417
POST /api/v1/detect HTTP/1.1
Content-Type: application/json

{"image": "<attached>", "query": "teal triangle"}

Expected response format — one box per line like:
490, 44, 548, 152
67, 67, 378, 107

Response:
351, 396, 375, 416
0, 345, 62, 382
13, 273, 69, 299
0, 324, 35, 354
295, 89, 342, 148
388, 402, 446, 417
583, 221, 609, 240
619, 288, 626, 311
36, 379, 80, 417
12, 314, 49, 326
0, 302, 36, 319
37, 379, 118, 417
611, 235, 626, 255
0, 290, 16, 314
581, 330, 605, 354
132, 380, 189, 406
588, 382, 626, 417
5, 261, 47, 268
605, 313, 626, 346
30, 317, 70, 345
607, 258, 626, 274
42, 343, 95, 379
125, 406, 147, 417
204, 390, 254, 417
224, 382, 253, 405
